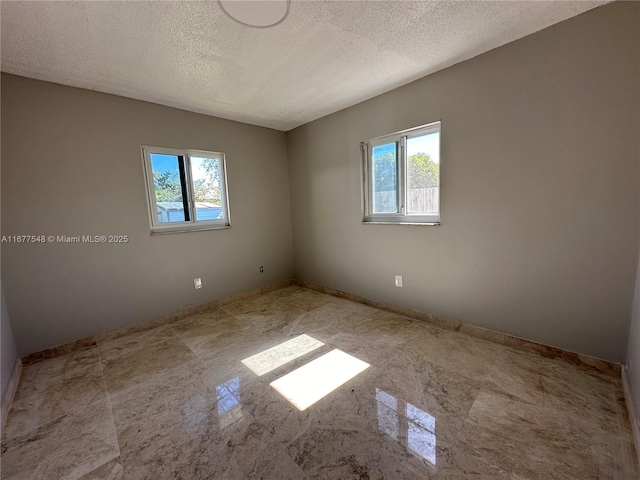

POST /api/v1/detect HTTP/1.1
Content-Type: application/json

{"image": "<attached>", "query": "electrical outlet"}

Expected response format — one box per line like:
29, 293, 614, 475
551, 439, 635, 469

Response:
395, 275, 403, 287
259, 265, 264, 273
194, 278, 202, 289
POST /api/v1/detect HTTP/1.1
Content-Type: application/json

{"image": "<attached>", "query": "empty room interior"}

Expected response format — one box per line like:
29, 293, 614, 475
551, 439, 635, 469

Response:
1, 0, 640, 478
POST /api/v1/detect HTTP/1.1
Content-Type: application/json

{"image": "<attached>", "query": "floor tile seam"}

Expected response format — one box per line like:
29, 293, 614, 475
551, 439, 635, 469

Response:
168, 316, 242, 335
95, 333, 175, 355
218, 305, 257, 323
109, 393, 221, 427
96, 348, 122, 461
94, 322, 178, 343
480, 375, 619, 423
21, 342, 100, 367
477, 353, 523, 399
395, 352, 491, 389
0, 411, 67, 450
309, 427, 432, 467
1, 373, 118, 448
485, 369, 617, 399
217, 292, 291, 314
10, 362, 105, 400
386, 399, 467, 437
93, 304, 226, 344
492, 350, 618, 387
2, 389, 119, 449
105, 358, 200, 394
473, 384, 605, 424
76, 456, 124, 480
94, 304, 235, 343
164, 311, 228, 330
167, 322, 212, 361
220, 390, 249, 420
20, 346, 102, 375
363, 387, 468, 447
179, 334, 270, 368
111, 403, 224, 451
244, 428, 291, 477
434, 363, 487, 442
497, 348, 620, 385
219, 295, 301, 314
456, 399, 626, 467
0, 397, 94, 450
454, 397, 549, 452
272, 421, 314, 455
441, 438, 516, 478
96, 325, 184, 353
254, 344, 338, 385
179, 399, 226, 425
557, 416, 630, 448
253, 451, 308, 479
100, 329, 205, 366
104, 354, 215, 404
490, 383, 619, 416
290, 425, 409, 468
446, 435, 530, 479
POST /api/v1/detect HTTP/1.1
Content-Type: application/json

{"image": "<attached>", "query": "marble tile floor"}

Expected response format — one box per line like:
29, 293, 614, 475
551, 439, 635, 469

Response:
1, 286, 638, 479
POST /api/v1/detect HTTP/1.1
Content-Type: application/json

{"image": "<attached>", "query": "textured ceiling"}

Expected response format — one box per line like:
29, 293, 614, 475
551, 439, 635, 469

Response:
1, 1, 607, 131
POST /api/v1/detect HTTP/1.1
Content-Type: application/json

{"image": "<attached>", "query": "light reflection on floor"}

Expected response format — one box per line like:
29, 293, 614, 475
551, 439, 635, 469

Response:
270, 349, 370, 411
241, 334, 325, 376
376, 388, 436, 465
216, 377, 242, 428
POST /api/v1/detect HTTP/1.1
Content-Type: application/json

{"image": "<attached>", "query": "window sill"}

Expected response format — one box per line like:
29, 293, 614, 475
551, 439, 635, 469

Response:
361, 221, 440, 226
150, 225, 231, 236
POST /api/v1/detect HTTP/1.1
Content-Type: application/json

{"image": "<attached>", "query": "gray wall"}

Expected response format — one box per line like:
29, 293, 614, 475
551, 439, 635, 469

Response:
628, 256, 640, 427
626, 12, 640, 430
1, 93, 20, 402
1, 282, 18, 401
287, 1, 640, 363
1, 74, 294, 356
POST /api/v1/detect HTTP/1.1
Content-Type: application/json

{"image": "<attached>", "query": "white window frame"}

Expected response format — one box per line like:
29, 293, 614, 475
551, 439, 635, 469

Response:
361, 121, 441, 225
141, 145, 231, 234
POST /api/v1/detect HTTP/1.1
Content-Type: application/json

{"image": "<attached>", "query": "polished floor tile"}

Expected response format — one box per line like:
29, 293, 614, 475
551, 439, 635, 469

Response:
2, 396, 119, 480
1, 286, 638, 479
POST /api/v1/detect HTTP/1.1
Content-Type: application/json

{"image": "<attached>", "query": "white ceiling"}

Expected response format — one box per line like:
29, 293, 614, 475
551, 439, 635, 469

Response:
1, 1, 607, 131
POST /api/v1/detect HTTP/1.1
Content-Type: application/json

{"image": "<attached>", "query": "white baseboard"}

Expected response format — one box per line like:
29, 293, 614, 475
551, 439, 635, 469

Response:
622, 364, 640, 464
1, 359, 22, 432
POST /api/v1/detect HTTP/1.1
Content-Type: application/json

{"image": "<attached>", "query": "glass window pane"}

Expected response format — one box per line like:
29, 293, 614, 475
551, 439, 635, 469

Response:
406, 132, 440, 215
191, 156, 225, 221
371, 142, 398, 214
150, 153, 187, 223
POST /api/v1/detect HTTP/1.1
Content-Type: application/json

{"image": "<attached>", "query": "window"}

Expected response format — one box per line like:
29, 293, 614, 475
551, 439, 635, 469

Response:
141, 146, 230, 233
362, 122, 441, 224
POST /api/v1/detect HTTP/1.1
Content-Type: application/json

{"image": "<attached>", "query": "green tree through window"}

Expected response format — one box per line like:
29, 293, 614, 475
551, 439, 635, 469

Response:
153, 157, 222, 204
407, 152, 439, 189
373, 151, 439, 192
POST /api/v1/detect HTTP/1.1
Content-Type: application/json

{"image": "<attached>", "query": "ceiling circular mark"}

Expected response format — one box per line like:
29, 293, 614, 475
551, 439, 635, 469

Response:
218, 0, 290, 29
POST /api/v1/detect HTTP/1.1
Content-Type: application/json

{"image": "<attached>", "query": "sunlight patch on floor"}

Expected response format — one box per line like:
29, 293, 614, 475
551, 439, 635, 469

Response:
241, 334, 325, 376
270, 349, 370, 411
